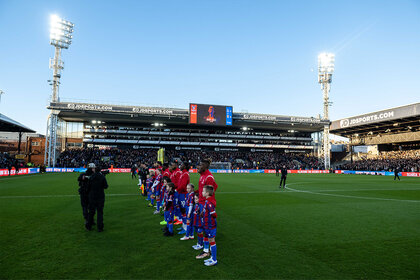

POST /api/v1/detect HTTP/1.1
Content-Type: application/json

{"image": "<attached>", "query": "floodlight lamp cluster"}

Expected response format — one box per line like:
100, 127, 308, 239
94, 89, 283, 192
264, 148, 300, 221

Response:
50, 14, 74, 49
318, 53, 335, 73
318, 53, 335, 84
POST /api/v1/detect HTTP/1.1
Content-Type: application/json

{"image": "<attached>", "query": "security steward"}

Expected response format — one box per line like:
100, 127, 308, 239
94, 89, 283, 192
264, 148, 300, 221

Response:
279, 165, 288, 189
86, 163, 109, 232
77, 164, 94, 223
138, 164, 149, 196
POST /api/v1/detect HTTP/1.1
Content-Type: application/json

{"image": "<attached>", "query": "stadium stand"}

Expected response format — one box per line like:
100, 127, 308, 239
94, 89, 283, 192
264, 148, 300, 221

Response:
56, 148, 323, 170
330, 103, 420, 172
0, 113, 35, 169
337, 149, 420, 172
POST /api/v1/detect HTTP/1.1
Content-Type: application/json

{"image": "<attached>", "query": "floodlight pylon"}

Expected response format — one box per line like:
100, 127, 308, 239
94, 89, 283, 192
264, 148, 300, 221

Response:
44, 15, 74, 167
318, 53, 335, 170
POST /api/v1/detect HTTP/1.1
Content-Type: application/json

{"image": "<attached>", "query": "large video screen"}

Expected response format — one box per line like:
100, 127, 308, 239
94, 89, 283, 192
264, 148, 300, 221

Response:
189, 103, 233, 126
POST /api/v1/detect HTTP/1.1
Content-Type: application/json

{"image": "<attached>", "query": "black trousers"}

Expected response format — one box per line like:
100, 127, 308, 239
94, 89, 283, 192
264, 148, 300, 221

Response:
394, 174, 400, 180
88, 200, 104, 230
80, 193, 89, 220
132, 172, 137, 179
280, 176, 287, 187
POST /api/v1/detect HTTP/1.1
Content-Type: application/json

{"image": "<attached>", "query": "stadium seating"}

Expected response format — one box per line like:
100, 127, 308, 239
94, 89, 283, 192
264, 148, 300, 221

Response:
55, 148, 323, 170
337, 149, 420, 172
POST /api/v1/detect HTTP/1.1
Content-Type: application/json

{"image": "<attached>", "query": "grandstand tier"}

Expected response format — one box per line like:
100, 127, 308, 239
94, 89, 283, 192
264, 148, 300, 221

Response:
48, 101, 328, 152
330, 103, 420, 146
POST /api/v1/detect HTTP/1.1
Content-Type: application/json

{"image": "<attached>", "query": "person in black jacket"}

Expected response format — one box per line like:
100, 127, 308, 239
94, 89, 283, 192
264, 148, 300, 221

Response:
86, 163, 109, 232
279, 165, 288, 189
7, 163, 12, 176
394, 166, 401, 181
131, 165, 137, 179
137, 164, 149, 196
77, 165, 94, 223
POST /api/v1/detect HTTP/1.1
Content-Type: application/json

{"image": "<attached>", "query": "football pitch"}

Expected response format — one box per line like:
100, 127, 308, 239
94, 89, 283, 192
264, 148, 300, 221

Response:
1, 173, 419, 279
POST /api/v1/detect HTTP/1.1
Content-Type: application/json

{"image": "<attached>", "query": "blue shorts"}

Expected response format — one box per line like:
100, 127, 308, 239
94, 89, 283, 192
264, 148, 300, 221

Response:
178, 193, 186, 209
165, 211, 174, 222
174, 191, 179, 205
204, 228, 217, 238
194, 226, 203, 234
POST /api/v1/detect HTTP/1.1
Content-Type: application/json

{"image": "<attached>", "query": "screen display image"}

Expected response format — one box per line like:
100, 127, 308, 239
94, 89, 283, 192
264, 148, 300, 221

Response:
189, 104, 233, 126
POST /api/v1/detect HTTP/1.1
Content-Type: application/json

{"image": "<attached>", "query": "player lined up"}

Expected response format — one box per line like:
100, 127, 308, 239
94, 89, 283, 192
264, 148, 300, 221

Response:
141, 159, 219, 266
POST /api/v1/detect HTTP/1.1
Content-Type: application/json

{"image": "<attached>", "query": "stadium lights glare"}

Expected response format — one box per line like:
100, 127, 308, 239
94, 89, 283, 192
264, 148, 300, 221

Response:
50, 14, 74, 49
152, 123, 164, 127
241, 127, 248, 131
318, 53, 335, 74
288, 130, 296, 133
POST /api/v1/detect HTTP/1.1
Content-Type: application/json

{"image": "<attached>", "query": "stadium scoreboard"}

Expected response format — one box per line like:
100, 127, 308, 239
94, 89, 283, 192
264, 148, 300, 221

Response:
189, 103, 233, 126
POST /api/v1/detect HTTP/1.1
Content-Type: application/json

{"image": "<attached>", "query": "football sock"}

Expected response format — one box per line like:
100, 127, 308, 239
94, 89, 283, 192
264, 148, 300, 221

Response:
168, 222, 173, 234
151, 198, 154, 205
186, 224, 192, 237
204, 237, 209, 253
198, 233, 203, 246
210, 242, 217, 261
156, 201, 161, 211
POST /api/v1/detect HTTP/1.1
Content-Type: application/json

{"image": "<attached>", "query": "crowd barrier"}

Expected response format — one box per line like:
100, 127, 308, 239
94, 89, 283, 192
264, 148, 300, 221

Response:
334, 170, 420, 177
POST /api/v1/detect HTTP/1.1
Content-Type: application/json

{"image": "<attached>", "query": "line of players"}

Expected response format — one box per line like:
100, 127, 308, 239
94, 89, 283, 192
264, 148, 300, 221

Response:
140, 159, 219, 267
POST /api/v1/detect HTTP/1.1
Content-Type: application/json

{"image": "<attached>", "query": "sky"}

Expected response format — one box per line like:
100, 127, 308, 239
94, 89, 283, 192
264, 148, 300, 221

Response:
0, 0, 419, 134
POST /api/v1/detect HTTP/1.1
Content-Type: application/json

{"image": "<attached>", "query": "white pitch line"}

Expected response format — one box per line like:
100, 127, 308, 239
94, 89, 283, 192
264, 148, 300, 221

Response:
290, 188, 420, 192
285, 186, 420, 203
1, 182, 420, 199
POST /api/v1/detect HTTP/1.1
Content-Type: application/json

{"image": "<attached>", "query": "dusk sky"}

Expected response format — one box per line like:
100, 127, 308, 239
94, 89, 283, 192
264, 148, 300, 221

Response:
0, 0, 419, 133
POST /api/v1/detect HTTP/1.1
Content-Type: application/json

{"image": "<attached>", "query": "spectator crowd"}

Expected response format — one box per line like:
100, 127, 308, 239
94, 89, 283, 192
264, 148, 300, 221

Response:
0, 152, 27, 170
5, 148, 418, 172
338, 149, 420, 172
56, 148, 323, 170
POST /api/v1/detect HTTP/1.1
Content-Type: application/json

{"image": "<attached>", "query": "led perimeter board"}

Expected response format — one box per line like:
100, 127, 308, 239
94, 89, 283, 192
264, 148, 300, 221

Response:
189, 103, 233, 126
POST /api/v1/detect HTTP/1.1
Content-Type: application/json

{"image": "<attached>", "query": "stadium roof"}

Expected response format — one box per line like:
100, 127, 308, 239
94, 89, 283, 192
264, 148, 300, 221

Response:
330, 103, 420, 137
48, 101, 329, 132
0, 113, 35, 133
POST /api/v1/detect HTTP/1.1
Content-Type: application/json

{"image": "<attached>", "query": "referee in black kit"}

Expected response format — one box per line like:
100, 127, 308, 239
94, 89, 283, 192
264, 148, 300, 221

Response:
279, 165, 288, 189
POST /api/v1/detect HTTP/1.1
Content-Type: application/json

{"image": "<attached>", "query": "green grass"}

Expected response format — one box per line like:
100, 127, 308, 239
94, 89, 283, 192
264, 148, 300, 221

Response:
1, 173, 419, 279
